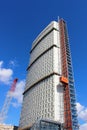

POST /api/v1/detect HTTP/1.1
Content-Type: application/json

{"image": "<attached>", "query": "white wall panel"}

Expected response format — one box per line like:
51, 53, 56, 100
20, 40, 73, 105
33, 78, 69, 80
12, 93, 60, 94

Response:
32, 21, 59, 49
53, 75, 64, 123
30, 30, 58, 65
20, 76, 55, 128
25, 48, 54, 90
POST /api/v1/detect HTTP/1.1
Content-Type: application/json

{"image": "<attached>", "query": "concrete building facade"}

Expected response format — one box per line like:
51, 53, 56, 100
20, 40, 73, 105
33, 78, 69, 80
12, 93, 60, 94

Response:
19, 19, 78, 130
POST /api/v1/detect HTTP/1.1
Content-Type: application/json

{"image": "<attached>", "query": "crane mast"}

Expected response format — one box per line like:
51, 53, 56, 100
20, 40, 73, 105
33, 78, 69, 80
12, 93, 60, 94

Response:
0, 78, 18, 123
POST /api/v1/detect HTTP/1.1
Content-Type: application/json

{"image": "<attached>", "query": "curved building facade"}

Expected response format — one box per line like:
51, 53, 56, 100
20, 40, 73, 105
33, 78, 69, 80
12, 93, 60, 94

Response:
19, 20, 78, 130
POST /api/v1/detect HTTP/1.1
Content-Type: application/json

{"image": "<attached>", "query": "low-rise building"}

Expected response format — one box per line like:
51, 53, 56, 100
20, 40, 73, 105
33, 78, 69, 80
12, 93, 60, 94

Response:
0, 124, 18, 130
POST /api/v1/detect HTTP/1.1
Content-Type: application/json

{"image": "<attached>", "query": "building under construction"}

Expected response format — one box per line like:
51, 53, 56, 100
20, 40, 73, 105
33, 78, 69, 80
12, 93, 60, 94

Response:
19, 19, 78, 130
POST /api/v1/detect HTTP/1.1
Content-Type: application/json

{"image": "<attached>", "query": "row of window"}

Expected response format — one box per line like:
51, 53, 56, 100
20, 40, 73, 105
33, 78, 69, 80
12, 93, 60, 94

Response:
20, 76, 55, 127
26, 49, 54, 90
30, 31, 56, 64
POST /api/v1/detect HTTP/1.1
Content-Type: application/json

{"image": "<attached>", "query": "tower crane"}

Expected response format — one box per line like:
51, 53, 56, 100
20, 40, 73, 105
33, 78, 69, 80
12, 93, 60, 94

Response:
0, 78, 18, 123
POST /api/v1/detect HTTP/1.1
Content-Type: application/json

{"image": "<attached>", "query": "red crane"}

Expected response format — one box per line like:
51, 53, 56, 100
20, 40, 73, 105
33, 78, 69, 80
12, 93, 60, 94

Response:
0, 78, 18, 123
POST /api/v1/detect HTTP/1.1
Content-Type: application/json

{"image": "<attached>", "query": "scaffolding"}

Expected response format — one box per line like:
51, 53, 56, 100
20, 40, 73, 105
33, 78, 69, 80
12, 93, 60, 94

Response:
59, 19, 78, 130
59, 19, 73, 130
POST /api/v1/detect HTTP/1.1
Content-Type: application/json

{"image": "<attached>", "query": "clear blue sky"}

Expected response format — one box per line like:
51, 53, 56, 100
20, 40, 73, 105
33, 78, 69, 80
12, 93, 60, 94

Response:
0, 0, 87, 129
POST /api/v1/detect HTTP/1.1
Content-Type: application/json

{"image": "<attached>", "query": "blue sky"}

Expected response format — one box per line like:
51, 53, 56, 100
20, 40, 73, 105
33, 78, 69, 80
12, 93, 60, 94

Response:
0, 0, 87, 129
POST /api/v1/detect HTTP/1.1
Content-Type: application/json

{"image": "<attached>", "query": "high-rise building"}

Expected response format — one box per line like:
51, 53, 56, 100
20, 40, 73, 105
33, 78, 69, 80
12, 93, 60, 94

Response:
19, 19, 78, 130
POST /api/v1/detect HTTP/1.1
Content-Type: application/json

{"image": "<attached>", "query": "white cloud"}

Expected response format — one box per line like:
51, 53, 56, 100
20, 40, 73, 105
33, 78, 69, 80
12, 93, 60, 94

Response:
76, 102, 87, 130
0, 61, 13, 84
9, 60, 15, 66
80, 123, 87, 130
12, 80, 25, 107
76, 102, 84, 113
76, 102, 87, 122
9, 59, 18, 68
0, 61, 3, 68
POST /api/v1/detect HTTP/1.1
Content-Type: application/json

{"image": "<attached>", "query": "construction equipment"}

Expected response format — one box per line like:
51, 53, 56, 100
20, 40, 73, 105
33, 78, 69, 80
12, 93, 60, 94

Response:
0, 78, 18, 123
59, 19, 73, 130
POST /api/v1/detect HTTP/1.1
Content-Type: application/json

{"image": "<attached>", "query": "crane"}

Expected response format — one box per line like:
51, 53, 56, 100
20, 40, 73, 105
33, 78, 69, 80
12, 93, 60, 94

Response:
0, 78, 18, 123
